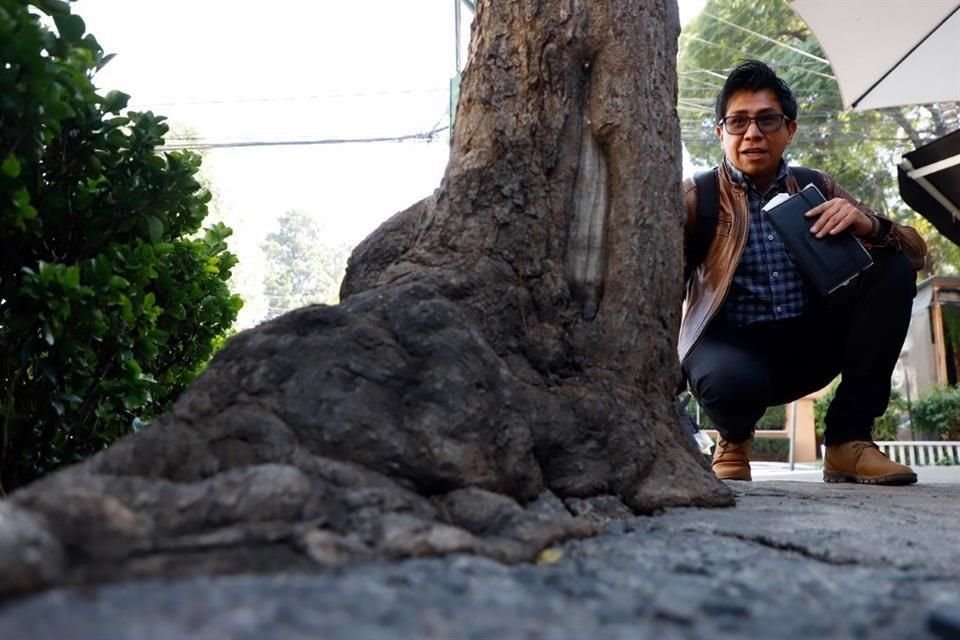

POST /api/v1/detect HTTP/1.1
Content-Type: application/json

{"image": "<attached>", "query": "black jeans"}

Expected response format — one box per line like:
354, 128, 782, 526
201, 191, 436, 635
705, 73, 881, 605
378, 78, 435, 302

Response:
682, 249, 917, 446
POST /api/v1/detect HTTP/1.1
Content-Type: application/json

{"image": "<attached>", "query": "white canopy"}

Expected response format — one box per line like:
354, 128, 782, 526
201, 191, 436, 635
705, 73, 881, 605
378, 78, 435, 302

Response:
788, 0, 960, 111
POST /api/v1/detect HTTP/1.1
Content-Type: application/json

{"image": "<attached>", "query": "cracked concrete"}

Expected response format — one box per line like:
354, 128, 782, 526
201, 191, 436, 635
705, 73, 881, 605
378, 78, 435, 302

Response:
1, 481, 959, 639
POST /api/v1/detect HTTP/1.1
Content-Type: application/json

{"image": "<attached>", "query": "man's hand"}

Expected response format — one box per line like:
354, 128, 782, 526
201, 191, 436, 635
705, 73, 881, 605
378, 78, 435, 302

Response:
805, 198, 874, 238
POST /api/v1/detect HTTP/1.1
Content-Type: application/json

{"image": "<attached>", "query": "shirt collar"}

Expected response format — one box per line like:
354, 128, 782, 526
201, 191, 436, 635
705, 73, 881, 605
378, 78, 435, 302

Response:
724, 158, 789, 196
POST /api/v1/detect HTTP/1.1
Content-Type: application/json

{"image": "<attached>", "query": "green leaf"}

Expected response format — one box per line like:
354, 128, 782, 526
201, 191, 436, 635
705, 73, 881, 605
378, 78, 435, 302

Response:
12, 187, 29, 206
79, 33, 102, 57
146, 216, 163, 243
52, 13, 85, 43
124, 358, 142, 376
96, 52, 117, 71
122, 392, 144, 410
106, 130, 130, 148
101, 90, 130, 113
53, 392, 83, 404
63, 265, 81, 289
1, 154, 21, 178
41, 362, 58, 384
30, 0, 71, 16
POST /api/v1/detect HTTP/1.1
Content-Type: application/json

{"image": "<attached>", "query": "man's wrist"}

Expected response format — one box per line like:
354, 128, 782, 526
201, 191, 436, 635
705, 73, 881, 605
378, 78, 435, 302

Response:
865, 214, 893, 243
854, 213, 878, 238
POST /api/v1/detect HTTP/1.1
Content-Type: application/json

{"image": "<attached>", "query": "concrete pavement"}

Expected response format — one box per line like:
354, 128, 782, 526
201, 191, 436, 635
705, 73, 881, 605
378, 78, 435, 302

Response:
751, 460, 960, 483
3, 479, 960, 639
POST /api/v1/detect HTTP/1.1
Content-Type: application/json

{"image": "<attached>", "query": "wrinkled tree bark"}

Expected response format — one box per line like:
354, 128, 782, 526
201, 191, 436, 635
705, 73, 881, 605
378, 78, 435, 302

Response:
343, 0, 730, 506
0, 0, 731, 600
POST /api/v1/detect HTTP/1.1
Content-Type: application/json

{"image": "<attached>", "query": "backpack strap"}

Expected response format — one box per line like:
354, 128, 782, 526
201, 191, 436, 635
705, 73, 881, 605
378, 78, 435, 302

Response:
791, 166, 827, 195
685, 168, 719, 282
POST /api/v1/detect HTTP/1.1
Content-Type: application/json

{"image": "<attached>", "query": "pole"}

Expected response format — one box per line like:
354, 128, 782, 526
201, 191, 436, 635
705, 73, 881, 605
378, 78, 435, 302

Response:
904, 366, 914, 440
789, 401, 797, 471
454, 0, 462, 74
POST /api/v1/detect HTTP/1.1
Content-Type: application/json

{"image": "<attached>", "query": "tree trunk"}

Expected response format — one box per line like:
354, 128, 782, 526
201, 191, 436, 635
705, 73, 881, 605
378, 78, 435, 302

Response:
343, 0, 730, 508
0, 0, 731, 600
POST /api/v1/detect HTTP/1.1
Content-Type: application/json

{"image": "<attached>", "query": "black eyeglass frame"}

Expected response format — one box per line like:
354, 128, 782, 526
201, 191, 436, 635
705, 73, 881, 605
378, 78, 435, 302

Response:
718, 113, 791, 135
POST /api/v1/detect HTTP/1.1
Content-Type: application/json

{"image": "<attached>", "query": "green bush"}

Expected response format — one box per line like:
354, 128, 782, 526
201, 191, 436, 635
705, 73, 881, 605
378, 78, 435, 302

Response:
0, 0, 241, 491
935, 454, 958, 466
813, 380, 904, 441
910, 386, 960, 440
687, 402, 785, 430
757, 404, 786, 430
751, 437, 790, 462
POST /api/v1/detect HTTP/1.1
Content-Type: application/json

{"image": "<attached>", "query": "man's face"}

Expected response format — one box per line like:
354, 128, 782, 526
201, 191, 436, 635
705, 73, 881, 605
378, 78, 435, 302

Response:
716, 89, 797, 187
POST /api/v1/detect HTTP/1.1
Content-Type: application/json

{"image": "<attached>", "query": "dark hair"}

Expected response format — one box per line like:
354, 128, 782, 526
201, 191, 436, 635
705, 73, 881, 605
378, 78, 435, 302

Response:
715, 60, 798, 122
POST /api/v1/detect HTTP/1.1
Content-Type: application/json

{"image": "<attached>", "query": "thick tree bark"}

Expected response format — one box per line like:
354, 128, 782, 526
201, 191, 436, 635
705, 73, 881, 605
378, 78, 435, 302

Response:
343, 0, 730, 507
0, 0, 731, 600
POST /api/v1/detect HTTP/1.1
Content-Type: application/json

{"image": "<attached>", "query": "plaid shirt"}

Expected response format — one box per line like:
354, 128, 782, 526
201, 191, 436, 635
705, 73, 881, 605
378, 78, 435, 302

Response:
721, 160, 810, 326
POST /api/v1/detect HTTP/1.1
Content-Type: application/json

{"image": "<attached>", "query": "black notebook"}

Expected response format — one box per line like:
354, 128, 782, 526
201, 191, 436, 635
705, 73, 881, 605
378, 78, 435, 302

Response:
764, 184, 874, 295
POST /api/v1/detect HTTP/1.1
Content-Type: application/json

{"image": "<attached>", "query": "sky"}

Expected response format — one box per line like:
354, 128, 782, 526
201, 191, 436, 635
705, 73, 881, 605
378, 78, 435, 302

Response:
72, 0, 709, 327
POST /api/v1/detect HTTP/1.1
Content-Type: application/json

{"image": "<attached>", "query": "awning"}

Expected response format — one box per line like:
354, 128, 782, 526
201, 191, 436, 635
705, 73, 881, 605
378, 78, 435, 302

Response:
899, 129, 960, 245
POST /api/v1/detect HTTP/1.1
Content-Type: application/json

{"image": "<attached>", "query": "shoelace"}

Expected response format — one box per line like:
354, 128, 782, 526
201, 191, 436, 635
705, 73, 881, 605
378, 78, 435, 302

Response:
716, 439, 749, 459
849, 441, 891, 460
718, 440, 737, 453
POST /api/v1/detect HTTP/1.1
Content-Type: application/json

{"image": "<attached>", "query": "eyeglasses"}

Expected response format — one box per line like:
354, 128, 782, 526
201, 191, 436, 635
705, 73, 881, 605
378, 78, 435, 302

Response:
719, 113, 790, 135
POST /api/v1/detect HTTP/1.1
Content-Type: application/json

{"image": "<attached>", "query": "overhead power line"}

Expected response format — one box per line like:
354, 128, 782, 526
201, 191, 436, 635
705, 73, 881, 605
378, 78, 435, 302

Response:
162, 126, 449, 151
132, 87, 448, 109
697, 11, 831, 66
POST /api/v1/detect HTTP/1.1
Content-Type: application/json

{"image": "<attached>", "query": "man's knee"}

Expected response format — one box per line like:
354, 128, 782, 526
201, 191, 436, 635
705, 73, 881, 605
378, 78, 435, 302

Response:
689, 363, 768, 414
691, 367, 767, 441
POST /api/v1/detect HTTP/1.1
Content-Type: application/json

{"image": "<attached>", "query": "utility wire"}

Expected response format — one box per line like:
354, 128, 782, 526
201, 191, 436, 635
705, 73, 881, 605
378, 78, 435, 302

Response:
696, 11, 830, 66
133, 87, 448, 108
163, 126, 449, 151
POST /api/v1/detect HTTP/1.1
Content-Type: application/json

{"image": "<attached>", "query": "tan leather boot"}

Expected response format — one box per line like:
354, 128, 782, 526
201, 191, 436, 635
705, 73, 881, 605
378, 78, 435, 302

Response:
823, 441, 917, 485
712, 437, 753, 481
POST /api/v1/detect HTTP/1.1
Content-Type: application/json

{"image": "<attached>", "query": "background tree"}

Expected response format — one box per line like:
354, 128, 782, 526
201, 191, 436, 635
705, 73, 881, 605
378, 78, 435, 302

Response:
261, 210, 351, 320
677, 0, 960, 273
0, 0, 242, 491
